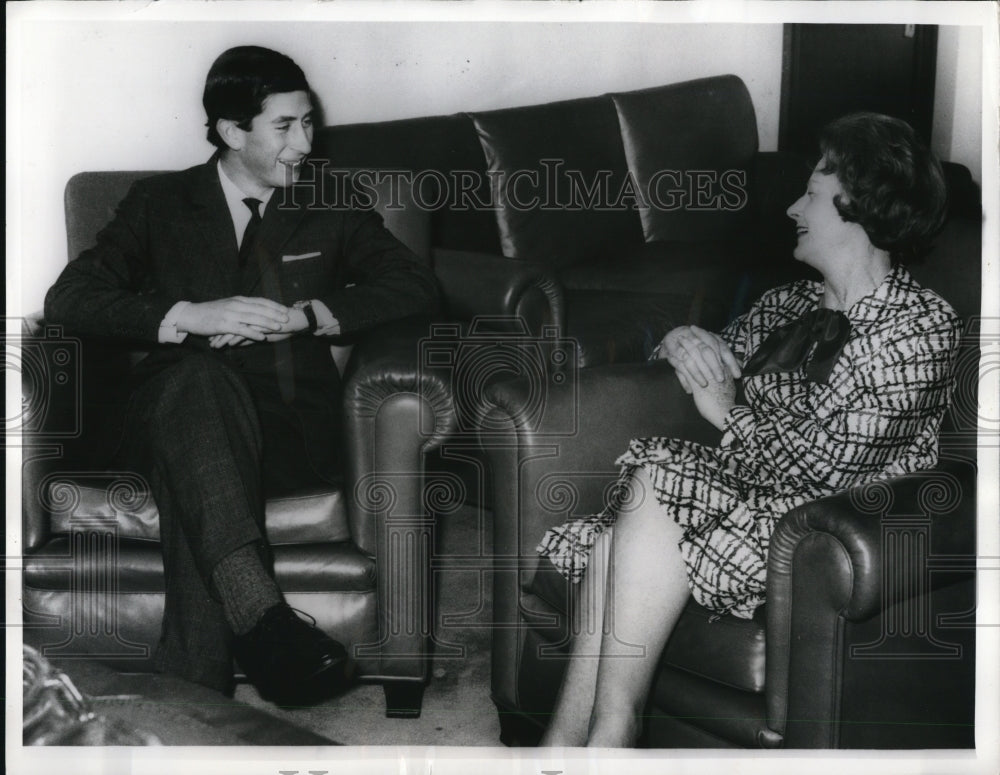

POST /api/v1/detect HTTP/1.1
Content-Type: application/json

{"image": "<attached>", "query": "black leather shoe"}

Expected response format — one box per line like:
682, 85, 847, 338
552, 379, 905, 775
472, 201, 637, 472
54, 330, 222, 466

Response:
233, 604, 354, 707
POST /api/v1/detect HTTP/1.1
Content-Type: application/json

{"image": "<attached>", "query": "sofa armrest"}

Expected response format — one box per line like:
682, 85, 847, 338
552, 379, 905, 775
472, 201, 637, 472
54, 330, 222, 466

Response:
432, 247, 565, 334
764, 456, 977, 746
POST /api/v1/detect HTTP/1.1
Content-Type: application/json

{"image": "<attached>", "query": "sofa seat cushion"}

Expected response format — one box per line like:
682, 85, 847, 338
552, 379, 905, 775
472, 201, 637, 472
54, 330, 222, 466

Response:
527, 564, 766, 694
559, 240, 754, 366
565, 289, 704, 367
558, 239, 750, 293
43, 475, 350, 545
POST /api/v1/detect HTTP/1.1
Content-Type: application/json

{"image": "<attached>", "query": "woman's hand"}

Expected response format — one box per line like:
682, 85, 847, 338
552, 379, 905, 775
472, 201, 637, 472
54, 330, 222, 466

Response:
689, 371, 737, 430
654, 325, 742, 391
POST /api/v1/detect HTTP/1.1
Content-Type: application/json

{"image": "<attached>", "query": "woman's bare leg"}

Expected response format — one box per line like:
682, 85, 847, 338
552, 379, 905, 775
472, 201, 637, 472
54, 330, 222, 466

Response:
539, 529, 613, 747
587, 466, 691, 747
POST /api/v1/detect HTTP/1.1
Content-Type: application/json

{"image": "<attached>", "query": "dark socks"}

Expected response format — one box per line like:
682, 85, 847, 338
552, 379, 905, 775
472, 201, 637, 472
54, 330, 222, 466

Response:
211, 544, 283, 635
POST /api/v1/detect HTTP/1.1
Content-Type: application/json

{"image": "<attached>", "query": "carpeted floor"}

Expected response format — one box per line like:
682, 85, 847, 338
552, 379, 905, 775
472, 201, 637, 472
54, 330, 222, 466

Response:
235, 502, 502, 746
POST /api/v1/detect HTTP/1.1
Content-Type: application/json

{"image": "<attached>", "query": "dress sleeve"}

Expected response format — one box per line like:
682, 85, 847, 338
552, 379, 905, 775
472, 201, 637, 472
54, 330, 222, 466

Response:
720, 307, 961, 490
718, 282, 805, 366
719, 310, 752, 363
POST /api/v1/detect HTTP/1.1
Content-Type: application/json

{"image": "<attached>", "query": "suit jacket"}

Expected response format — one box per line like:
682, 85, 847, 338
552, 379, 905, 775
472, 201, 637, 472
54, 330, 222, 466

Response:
45, 158, 440, 477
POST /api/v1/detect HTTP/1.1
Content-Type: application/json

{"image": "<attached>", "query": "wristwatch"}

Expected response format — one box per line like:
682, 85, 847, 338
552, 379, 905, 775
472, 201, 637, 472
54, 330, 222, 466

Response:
294, 300, 319, 334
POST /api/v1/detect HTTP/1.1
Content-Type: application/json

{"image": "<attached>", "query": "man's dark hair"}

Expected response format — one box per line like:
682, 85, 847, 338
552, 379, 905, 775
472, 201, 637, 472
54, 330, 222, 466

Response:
818, 112, 947, 265
203, 46, 310, 149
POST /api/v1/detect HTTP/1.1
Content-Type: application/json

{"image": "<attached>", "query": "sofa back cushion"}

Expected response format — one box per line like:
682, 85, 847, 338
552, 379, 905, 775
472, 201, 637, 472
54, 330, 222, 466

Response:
470, 95, 644, 269
612, 74, 759, 243
315, 113, 500, 254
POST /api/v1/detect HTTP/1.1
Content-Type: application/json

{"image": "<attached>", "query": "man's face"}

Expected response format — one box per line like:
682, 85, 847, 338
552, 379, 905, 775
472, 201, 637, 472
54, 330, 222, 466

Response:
230, 90, 314, 192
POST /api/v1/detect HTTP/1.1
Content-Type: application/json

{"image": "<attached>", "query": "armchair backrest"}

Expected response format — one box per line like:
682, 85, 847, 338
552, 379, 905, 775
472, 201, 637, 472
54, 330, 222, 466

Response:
65, 169, 432, 264
63, 168, 433, 378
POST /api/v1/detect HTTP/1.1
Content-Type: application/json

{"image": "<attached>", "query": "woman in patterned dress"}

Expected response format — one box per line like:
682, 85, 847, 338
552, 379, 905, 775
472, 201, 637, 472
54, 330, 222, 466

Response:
536, 113, 962, 747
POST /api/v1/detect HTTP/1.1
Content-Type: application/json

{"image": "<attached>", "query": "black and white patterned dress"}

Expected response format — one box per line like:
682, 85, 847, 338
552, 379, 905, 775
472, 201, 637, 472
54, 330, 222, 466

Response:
537, 265, 961, 618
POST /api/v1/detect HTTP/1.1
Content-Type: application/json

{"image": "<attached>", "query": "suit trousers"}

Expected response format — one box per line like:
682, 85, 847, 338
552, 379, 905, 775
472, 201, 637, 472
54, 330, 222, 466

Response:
114, 351, 340, 693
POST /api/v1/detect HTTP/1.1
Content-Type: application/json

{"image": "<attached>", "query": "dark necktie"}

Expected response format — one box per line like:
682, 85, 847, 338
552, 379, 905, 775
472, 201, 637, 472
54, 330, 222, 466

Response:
742, 308, 852, 385
238, 197, 263, 268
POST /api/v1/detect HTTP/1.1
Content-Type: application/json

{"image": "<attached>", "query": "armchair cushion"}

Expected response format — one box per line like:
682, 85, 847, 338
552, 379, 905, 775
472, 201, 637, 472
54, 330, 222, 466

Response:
23, 537, 374, 594
43, 477, 351, 546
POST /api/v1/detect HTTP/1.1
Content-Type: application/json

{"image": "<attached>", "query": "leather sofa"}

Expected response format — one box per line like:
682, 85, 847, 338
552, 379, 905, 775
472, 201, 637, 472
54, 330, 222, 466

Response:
21, 172, 516, 718
479, 181, 982, 747
318, 73, 813, 512
317, 74, 812, 369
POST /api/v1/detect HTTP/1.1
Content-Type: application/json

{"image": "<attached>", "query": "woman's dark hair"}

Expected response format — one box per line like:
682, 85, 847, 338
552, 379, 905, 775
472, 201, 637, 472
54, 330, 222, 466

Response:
203, 46, 310, 149
818, 112, 947, 264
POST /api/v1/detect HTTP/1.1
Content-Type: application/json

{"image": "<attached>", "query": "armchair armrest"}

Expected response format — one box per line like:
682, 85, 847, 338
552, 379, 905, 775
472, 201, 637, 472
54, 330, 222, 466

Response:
432, 248, 565, 334
340, 316, 458, 682
481, 360, 719, 559
764, 456, 977, 747
483, 358, 719, 706
342, 315, 457, 555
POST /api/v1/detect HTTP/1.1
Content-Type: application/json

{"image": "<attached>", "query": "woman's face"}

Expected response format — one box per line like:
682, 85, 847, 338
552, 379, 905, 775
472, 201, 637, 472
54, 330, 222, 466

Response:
786, 161, 866, 272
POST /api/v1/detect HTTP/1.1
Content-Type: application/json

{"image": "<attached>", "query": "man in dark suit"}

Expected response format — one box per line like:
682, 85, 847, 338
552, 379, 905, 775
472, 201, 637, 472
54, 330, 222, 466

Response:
44, 46, 440, 704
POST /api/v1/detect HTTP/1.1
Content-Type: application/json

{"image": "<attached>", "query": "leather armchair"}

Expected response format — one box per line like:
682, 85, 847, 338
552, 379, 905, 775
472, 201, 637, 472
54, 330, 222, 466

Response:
480, 196, 982, 746
20, 170, 459, 717
481, 357, 977, 748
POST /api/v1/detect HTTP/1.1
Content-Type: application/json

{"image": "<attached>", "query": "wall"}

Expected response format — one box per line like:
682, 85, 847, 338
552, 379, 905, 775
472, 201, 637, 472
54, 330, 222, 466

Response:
7, 17, 985, 314
934, 25, 984, 186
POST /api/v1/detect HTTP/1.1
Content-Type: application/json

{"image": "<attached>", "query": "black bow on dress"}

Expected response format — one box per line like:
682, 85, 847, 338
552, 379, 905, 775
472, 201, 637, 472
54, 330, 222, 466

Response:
742, 308, 852, 384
